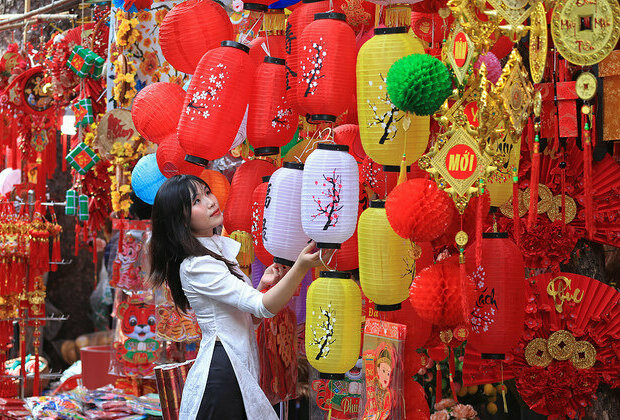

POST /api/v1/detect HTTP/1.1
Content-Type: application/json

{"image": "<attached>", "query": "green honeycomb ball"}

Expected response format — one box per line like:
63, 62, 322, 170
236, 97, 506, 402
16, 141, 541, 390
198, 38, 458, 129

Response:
386, 53, 453, 116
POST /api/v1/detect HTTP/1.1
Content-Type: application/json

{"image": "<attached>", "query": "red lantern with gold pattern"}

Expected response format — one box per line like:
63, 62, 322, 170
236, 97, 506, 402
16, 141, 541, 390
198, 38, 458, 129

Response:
284, 0, 329, 113
156, 133, 202, 178
248, 57, 298, 156
465, 232, 525, 359
159, 0, 233, 74
296, 13, 356, 123
224, 159, 276, 233
250, 177, 273, 266
132, 82, 186, 145
178, 41, 253, 167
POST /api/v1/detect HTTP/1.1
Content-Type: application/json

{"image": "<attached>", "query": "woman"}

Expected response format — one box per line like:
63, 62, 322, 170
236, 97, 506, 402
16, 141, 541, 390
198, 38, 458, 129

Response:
149, 175, 330, 419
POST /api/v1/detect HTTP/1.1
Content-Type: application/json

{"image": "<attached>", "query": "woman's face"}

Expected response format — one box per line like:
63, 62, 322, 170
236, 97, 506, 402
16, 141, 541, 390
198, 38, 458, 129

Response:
377, 362, 392, 389
189, 183, 223, 237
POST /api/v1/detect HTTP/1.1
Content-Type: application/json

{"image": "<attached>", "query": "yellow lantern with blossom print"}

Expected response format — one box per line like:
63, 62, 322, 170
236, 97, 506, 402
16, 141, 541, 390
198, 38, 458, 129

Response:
305, 271, 361, 379
357, 27, 429, 168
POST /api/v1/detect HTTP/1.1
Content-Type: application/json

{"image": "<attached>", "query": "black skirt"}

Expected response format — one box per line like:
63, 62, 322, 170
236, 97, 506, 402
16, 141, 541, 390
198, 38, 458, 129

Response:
196, 341, 247, 420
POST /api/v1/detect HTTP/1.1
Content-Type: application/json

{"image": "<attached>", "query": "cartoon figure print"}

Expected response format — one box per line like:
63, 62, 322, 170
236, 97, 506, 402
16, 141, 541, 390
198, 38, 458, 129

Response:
362, 343, 395, 420
313, 358, 364, 419
114, 301, 160, 376
112, 232, 144, 291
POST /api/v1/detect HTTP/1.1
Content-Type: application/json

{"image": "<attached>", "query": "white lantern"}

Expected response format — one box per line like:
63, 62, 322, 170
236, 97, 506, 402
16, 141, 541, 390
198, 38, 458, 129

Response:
262, 162, 310, 265
301, 143, 359, 248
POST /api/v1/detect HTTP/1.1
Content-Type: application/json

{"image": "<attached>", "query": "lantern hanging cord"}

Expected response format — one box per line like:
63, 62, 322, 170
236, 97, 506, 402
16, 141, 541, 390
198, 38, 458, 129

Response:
239, 14, 264, 45
319, 248, 336, 270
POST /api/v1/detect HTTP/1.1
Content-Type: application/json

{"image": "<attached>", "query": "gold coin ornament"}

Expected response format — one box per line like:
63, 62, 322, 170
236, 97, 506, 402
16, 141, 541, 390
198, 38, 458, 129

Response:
525, 338, 553, 367
551, 0, 620, 66
455, 230, 469, 247
575, 72, 598, 101
529, 2, 548, 84
547, 330, 577, 361
571, 341, 597, 369
485, 0, 538, 27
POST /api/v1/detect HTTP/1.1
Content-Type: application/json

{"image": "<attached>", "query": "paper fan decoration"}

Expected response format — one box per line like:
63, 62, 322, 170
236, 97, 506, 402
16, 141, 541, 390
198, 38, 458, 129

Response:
462, 272, 619, 419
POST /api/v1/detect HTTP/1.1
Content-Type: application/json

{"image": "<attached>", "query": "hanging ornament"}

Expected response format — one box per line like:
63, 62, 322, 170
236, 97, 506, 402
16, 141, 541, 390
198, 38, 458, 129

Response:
551, 0, 620, 66
442, 22, 477, 87
528, 2, 547, 84
486, 129, 522, 207
446, 0, 499, 51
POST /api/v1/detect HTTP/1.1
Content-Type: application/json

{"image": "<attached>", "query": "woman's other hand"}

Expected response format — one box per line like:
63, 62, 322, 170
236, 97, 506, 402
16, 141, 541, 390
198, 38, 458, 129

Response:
295, 241, 335, 271
257, 263, 289, 291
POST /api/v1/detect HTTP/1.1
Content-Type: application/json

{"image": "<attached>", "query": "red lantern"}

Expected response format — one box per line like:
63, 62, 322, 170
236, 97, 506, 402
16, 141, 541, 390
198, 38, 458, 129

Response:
249, 35, 287, 68
386, 178, 454, 242
132, 82, 185, 144
284, 0, 329, 113
156, 133, 203, 178
243, 0, 270, 12
409, 255, 476, 329
334, 124, 366, 163
383, 298, 431, 353
247, 57, 298, 156
159, 0, 233, 74
250, 177, 273, 266
178, 41, 253, 166
199, 169, 231, 212
224, 159, 276, 233
296, 13, 356, 123
465, 232, 525, 359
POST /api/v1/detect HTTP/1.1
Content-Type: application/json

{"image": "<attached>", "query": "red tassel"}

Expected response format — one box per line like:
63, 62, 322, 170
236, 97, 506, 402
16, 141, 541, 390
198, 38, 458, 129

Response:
512, 173, 521, 247
475, 192, 483, 267
61, 134, 67, 171
436, 363, 442, 404
448, 349, 457, 401
583, 115, 594, 239
528, 139, 540, 230
75, 223, 80, 257
118, 218, 124, 254
560, 157, 567, 230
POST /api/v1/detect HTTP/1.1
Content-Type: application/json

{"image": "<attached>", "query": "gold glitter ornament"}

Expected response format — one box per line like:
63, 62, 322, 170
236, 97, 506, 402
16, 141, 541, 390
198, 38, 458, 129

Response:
547, 194, 577, 224
571, 340, 597, 369
547, 330, 577, 361
529, 2, 547, 83
575, 72, 598, 101
522, 184, 554, 214
525, 338, 552, 367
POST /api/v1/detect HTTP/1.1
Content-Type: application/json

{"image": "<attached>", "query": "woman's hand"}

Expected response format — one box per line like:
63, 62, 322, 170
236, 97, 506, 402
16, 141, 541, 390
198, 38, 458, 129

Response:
257, 263, 289, 291
294, 241, 336, 271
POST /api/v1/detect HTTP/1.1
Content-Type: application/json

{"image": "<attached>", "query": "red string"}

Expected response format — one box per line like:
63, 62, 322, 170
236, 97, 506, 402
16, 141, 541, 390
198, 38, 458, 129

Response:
475, 193, 483, 267
528, 121, 540, 230
583, 113, 594, 239
448, 349, 457, 401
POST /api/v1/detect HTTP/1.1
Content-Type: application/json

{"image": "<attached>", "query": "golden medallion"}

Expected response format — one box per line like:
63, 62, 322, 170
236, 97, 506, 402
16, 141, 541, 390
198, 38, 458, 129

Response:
494, 49, 534, 135
455, 230, 469, 247
551, 0, 620, 66
571, 340, 597, 369
547, 330, 577, 361
443, 22, 478, 86
525, 338, 552, 367
575, 72, 598, 101
529, 2, 547, 83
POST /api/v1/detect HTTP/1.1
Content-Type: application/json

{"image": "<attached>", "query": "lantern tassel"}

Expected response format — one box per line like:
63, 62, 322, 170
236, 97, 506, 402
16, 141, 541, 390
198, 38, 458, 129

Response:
385, 5, 411, 28
583, 114, 594, 240
435, 363, 442, 404
501, 362, 508, 413
448, 349, 457, 401
512, 169, 520, 247
528, 137, 540, 229
263, 10, 286, 33
397, 154, 407, 186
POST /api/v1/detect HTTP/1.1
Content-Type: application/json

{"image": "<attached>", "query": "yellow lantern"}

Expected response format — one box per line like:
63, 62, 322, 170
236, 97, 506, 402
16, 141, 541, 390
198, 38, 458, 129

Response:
305, 271, 361, 379
357, 27, 429, 167
358, 200, 415, 310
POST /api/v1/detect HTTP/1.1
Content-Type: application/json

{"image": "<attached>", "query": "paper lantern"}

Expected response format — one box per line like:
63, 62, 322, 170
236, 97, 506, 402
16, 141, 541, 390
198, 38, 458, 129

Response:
250, 177, 273, 266
178, 41, 253, 166
262, 163, 309, 265
198, 169, 230, 212
251, 258, 267, 288
382, 298, 431, 352
358, 200, 417, 310
159, 0, 233, 74
333, 124, 366, 163
330, 184, 367, 271
465, 232, 525, 359
243, 0, 269, 11
247, 57, 298, 156
224, 159, 276, 233
301, 144, 359, 248
305, 271, 361, 379
296, 13, 356, 123
409, 255, 476, 328
357, 27, 429, 166
285, 0, 329, 113
132, 82, 185, 145
386, 178, 454, 242
156, 133, 203, 178
131, 154, 166, 205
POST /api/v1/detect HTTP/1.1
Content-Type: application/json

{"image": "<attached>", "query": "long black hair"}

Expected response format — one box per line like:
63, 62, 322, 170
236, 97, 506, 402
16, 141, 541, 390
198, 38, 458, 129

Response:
149, 174, 243, 312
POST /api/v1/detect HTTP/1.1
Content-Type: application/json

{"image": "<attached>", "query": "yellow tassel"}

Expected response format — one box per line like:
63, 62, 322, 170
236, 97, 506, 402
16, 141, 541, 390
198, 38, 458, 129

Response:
263, 10, 286, 34
229, 230, 254, 276
385, 5, 412, 28
397, 116, 410, 185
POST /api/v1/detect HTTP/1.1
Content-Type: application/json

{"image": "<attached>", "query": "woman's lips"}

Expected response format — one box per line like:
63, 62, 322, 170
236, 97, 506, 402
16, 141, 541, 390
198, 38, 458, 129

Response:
211, 209, 221, 217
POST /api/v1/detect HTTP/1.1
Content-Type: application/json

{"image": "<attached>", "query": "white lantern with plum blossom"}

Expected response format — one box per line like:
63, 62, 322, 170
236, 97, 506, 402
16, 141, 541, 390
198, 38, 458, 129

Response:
301, 144, 359, 248
262, 162, 310, 265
